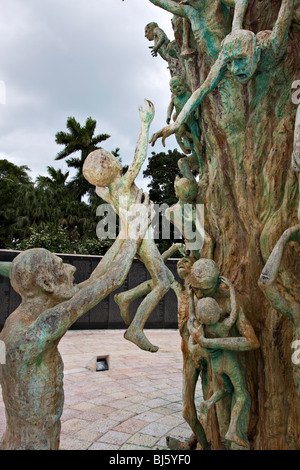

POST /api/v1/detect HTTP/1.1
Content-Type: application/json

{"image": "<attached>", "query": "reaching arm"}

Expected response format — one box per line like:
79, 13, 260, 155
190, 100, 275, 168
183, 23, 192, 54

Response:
166, 97, 175, 124
161, 243, 184, 262
198, 307, 260, 351
270, 0, 294, 59
258, 224, 300, 320
219, 276, 237, 330
77, 235, 124, 289
150, 54, 227, 147
121, 99, 155, 189
29, 193, 152, 346
231, 0, 248, 30
151, 28, 169, 57
292, 104, 300, 172
148, 0, 189, 18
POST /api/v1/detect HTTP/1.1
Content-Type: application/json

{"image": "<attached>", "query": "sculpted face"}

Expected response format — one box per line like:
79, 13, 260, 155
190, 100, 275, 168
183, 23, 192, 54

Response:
223, 30, 261, 84
177, 257, 193, 280
145, 23, 156, 41
170, 77, 186, 97
174, 176, 198, 203
51, 254, 78, 301
196, 297, 222, 326
190, 259, 220, 298
10, 248, 78, 302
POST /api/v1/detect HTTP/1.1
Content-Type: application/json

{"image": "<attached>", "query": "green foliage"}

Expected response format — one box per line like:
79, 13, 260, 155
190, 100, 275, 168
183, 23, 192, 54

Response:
143, 149, 183, 205
15, 225, 113, 256
55, 116, 110, 200
0, 122, 185, 256
143, 149, 185, 252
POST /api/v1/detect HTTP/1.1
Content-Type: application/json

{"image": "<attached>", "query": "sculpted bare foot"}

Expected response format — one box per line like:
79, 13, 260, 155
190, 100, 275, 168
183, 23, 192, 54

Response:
199, 401, 209, 427
225, 429, 248, 448
124, 328, 159, 353
114, 292, 131, 326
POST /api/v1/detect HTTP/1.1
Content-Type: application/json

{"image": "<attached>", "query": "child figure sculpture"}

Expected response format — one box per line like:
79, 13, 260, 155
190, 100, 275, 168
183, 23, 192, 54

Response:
166, 75, 203, 181
83, 100, 174, 353
189, 277, 250, 448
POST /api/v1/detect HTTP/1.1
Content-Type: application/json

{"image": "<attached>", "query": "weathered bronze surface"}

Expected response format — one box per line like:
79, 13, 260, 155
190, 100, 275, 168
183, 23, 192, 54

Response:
0, 128, 153, 450
147, 0, 300, 450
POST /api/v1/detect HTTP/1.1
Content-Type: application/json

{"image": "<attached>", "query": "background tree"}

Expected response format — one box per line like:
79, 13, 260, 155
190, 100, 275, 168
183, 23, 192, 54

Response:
0, 160, 33, 248
55, 116, 110, 200
143, 149, 185, 252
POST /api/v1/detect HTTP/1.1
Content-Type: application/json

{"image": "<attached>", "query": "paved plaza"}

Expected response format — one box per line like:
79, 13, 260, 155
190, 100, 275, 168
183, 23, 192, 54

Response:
0, 329, 203, 450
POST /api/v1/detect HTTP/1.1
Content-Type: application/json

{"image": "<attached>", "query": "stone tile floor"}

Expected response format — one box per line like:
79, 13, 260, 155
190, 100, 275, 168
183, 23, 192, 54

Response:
0, 329, 203, 450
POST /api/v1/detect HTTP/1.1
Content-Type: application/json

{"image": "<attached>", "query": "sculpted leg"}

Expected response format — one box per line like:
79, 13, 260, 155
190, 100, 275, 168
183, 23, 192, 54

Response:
124, 240, 174, 352
181, 356, 209, 450
199, 388, 227, 427
115, 280, 152, 326
224, 371, 250, 448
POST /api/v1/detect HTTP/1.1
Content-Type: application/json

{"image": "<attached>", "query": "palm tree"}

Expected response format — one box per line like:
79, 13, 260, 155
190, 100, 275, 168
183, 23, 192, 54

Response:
55, 117, 110, 200
36, 166, 69, 189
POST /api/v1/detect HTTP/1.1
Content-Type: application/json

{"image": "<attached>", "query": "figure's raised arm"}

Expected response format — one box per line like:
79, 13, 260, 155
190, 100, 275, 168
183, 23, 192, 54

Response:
258, 224, 300, 320
150, 54, 227, 147
28, 192, 153, 346
231, 0, 248, 30
122, 100, 155, 189
270, 0, 294, 59
148, 0, 189, 18
219, 276, 238, 331
198, 307, 260, 351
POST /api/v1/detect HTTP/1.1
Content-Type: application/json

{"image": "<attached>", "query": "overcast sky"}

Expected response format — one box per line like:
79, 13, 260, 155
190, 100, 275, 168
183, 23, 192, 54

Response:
0, 0, 178, 190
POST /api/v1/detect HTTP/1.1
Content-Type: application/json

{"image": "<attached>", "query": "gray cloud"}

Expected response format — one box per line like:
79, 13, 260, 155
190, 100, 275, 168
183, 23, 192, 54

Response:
0, 0, 178, 189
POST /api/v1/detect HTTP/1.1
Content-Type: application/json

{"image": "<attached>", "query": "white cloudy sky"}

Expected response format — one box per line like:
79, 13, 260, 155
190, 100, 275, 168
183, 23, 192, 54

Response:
0, 0, 178, 190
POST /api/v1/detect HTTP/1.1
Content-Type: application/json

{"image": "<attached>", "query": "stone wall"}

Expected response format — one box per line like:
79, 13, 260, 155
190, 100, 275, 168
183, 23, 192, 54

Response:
0, 250, 180, 330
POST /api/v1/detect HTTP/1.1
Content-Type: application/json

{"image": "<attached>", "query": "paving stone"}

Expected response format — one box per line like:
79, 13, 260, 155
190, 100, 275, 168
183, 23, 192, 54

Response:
140, 422, 173, 438
0, 330, 200, 450
113, 418, 148, 434
61, 418, 89, 434
96, 430, 132, 446
88, 442, 120, 450
127, 432, 159, 448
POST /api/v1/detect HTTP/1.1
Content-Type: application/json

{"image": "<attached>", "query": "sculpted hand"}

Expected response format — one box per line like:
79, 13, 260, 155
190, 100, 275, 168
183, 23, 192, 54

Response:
149, 46, 158, 57
149, 122, 180, 147
139, 99, 155, 125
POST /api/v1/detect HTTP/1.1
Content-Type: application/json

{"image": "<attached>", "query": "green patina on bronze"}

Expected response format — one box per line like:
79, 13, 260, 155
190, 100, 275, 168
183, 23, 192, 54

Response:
148, 0, 300, 451
0, 120, 154, 449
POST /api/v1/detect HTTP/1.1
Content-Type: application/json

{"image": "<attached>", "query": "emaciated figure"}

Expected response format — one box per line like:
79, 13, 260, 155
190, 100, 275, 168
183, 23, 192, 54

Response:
83, 100, 174, 353
149, 0, 294, 147
187, 259, 260, 448
190, 277, 251, 448
147, 0, 244, 65
145, 22, 170, 61
0, 192, 152, 450
166, 75, 203, 172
